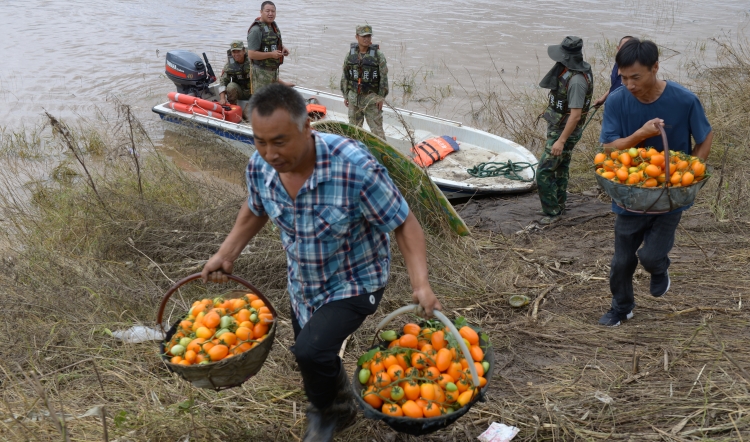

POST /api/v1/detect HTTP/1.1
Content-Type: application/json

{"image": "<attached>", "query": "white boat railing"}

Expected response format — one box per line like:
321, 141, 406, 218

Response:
294, 87, 463, 127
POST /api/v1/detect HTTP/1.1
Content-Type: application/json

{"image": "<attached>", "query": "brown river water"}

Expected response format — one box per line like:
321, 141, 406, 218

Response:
2, 0, 749, 136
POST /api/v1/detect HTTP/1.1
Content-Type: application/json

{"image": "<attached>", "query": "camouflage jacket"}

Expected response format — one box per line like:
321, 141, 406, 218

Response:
341, 44, 389, 97
247, 19, 283, 70
542, 68, 594, 131
220, 57, 252, 91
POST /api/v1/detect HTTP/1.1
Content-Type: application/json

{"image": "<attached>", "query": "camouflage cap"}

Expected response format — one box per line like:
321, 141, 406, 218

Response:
229, 40, 246, 51
356, 25, 373, 36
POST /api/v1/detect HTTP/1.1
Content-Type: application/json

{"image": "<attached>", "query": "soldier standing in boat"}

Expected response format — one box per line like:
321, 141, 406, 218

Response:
341, 24, 389, 140
247, 1, 291, 92
218, 40, 252, 106
536, 36, 595, 225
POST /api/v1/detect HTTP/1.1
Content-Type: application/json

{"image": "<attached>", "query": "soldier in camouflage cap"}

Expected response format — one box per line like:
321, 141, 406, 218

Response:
218, 40, 252, 105
340, 24, 389, 139
536, 36, 594, 225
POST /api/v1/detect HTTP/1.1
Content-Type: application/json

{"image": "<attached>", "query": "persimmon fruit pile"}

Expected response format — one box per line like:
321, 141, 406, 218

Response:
163, 293, 273, 366
357, 320, 489, 418
594, 147, 707, 188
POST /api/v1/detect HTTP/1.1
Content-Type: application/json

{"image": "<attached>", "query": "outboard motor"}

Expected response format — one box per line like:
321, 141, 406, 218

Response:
164, 50, 216, 97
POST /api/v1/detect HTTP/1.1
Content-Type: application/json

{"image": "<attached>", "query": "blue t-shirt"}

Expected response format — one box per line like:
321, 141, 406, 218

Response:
600, 80, 712, 215
608, 63, 622, 94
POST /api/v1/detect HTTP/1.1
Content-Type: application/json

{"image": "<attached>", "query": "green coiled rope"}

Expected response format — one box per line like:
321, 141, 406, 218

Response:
466, 160, 537, 182
466, 106, 601, 182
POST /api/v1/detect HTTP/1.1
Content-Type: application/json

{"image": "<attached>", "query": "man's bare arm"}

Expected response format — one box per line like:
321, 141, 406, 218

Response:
593, 90, 610, 108
393, 212, 442, 316
201, 201, 269, 282
692, 130, 713, 160
551, 108, 582, 156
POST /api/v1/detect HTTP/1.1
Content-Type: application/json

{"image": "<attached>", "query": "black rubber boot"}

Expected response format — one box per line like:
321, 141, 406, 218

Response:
330, 364, 358, 432
302, 364, 358, 441
302, 404, 336, 442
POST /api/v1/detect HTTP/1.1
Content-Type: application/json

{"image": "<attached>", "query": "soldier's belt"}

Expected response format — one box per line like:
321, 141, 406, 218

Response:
354, 89, 380, 95
253, 64, 278, 71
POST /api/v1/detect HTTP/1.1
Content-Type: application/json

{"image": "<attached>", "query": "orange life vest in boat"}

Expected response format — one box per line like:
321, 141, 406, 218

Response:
411, 136, 459, 167
306, 103, 327, 120
166, 92, 242, 123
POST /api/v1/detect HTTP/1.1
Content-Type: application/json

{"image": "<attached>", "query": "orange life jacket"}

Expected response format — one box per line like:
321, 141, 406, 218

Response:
166, 101, 242, 123
306, 103, 327, 120
167, 92, 243, 123
411, 136, 459, 167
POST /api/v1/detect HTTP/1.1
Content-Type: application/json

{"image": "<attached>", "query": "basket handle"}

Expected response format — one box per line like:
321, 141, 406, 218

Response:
374, 305, 480, 388
658, 123, 671, 187
156, 273, 276, 335
627, 123, 673, 214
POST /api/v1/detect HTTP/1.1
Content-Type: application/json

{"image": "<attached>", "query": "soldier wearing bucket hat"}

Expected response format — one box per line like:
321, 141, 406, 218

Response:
340, 24, 389, 139
218, 40, 253, 106
597, 38, 713, 327
536, 36, 595, 225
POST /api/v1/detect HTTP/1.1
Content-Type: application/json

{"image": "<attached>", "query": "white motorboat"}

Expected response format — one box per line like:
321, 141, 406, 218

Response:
152, 52, 537, 200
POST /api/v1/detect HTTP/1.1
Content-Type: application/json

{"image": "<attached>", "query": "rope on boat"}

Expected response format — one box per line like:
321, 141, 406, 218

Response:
466, 106, 599, 182
466, 160, 537, 182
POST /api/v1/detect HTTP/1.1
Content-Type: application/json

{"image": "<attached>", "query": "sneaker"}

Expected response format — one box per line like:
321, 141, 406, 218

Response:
650, 272, 670, 297
539, 215, 562, 225
598, 309, 634, 327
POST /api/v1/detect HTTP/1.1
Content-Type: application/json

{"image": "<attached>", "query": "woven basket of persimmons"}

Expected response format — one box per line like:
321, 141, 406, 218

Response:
352, 305, 493, 436
157, 273, 276, 390
594, 145, 709, 213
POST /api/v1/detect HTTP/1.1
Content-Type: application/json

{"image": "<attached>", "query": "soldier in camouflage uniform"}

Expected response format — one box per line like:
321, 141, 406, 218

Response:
536, 36, 594, 225
340, 25, 389, 140
247, 1, 291, 93
218, 40, 252, 105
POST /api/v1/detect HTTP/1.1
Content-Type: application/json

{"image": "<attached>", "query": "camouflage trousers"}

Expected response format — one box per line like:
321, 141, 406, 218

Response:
536, 130, 582, 216
225, 82, 252, 104
347, 91, 385, 140
252, 66, 278, 93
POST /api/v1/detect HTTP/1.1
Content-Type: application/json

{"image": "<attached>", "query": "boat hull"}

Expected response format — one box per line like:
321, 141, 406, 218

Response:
152, 86, 538, 199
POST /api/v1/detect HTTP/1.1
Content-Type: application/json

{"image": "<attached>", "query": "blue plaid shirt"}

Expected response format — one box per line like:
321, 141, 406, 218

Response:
246, 131, 410, 327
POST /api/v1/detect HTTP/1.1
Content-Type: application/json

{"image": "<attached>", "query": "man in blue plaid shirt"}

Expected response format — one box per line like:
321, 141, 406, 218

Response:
202, 84, 442, 441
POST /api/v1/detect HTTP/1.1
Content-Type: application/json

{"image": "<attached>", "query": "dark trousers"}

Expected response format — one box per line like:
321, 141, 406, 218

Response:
290, 288, 383, 410
609, 212, 682, 314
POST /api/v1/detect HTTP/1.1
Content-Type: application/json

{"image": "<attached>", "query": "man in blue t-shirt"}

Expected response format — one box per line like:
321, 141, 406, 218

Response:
592, 36, 633, 108
597, 38, 713, 327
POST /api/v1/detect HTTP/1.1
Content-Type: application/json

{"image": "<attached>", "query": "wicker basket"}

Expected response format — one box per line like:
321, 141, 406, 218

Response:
352, 305, 493, 436
156, 273, 276, 390
597, 125, 710, 214
596, 172, 709, 213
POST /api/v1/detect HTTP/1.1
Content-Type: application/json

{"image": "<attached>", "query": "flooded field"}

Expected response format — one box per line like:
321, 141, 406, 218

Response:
2, 0, 749, 134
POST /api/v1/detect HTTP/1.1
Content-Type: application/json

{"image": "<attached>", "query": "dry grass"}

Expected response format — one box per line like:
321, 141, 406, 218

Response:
0, 34, 748, 441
